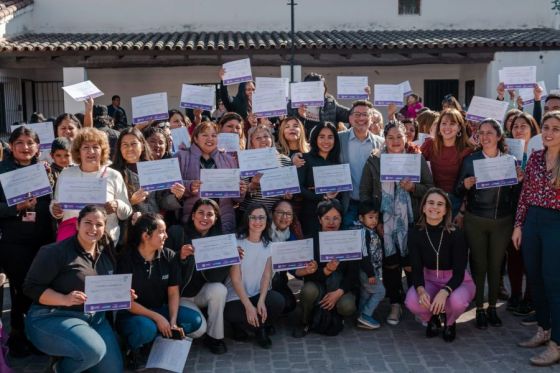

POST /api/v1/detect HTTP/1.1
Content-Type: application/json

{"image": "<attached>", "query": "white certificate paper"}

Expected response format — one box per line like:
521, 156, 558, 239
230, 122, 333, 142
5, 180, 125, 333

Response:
62, 80, 104, 101
179, 84, 215, 111
222, 58, 253, 85
413, 133, 431, 147
57, 177, 107, 209
137, 158, 182, 192
312, 164, 353, 193
217, 133, 240, 153
84, 274, 131, 312
271, 238, 314, 270
380, 154, 422, 182
518, 80, 547, 105
131, 92, 169, 124
146, 336, 192, 373
319, 230, 362, 262
237, 147, 279, 177
505, 138, 525, 164
199, 168, 240, 198
256, 77, 289, 100
170, 127, 191, 153
192, 233, 240, 270
473, 155, 518, 189
0, 163, 52, 206
373, 84, 403, 106
528, 134, 543, 155
259, 166, 300, 197
399, 80, 413, 96
501, 66, 537, 89
290, 81, 325, 108
337, 76, 368, 100
252, 89, 288, 118
466, 96, 509, 123
11, 122, 55, 151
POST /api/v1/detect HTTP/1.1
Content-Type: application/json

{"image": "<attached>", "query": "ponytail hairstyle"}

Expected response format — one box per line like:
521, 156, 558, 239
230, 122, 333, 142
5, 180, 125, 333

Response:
126, 213, 165, 252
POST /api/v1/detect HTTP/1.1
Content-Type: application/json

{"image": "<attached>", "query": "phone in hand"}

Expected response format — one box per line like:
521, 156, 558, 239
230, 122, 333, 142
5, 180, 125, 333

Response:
169, 327, 185, 340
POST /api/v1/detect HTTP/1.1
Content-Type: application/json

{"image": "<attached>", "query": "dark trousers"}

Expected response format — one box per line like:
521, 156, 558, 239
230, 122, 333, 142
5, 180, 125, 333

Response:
0, 242, 37, 334
224, 291, 285, 332
521, 206, 560, 343
507, 241, 531, 301
383, 253, 412, 304
271, 272, 296, 314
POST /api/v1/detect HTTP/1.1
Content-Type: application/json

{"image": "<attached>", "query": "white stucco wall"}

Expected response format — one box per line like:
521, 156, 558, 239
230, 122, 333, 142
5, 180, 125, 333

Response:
4, 0, 557, 35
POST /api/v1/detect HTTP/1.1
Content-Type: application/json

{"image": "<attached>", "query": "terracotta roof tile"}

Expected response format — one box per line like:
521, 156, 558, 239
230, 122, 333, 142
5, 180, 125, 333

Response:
0, 0, 32, 23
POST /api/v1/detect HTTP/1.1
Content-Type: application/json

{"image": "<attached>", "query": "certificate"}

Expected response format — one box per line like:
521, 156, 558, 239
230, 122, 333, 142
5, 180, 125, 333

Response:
62, 80, 103, 101
505, 138, 525, 164
137, 158, 182, 192
319, 230, 362, 262
131, 92, 169, 124
271, 238, 314, 271
528, 134, 543, 155
199, 168, 240, 198
399, 80, 413, 96
84, 274, 131, 312
518, 80, 547, 105
146, 336, 192, 373
217, 133, 240, 153
179, 84, 215, 111
413, 133, 431, 147
57, 177, 107, 209
473, 155, 518, 189
237, 147, 279, 177
252, 89, 288, 118
312, 164, 353, 193
222, 58, 252, 85
192, 233, 240, 270
380, 153, 422, 182
11, 122, 55, 150
259, 166, 300, 197
0, 163, 52, 206
255, 77, 289, 100
501, 66, 537, 89
373, 84, 403, 106
466, 96, 509, 123
336, 76, 368, 99
290, 81, 325, 108
170, 127, 191, 153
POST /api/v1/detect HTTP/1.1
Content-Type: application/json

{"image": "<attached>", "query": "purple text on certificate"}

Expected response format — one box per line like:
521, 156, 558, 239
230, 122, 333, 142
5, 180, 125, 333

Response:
85, 301, 131, 312
262, 186, 300, 198
142, 180, 181, 192
273, 261, 309, 271
200, 191, 240, 198
476, 177, 518, 189
320, 252, 362, 262
315, 184, 353, 194
196, 256, 240, 271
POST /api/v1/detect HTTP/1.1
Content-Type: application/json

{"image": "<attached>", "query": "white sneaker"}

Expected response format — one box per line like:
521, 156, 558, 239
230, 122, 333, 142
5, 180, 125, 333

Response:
387, 304, 402, 326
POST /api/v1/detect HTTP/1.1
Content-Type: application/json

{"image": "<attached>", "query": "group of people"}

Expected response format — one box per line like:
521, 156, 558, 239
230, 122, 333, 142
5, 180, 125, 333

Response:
0, 69, 559, 372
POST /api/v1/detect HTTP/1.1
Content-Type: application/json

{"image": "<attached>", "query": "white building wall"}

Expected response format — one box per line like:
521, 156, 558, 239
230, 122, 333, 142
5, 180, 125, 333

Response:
5, 0, 557, 35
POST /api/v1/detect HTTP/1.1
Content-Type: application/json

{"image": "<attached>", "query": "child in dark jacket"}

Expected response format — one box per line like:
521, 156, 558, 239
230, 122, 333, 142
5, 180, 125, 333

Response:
49, 137, 72, 188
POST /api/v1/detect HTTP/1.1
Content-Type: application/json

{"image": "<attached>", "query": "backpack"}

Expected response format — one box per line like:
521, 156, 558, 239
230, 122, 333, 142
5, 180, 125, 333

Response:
309, 305, 344, 336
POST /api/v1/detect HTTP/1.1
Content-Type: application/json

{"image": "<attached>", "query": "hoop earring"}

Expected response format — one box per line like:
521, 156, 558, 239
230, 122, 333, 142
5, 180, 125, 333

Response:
456, 131, 462, 137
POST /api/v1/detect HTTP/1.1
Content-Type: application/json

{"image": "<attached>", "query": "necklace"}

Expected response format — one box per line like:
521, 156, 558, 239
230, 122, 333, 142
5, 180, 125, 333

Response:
425, 227, 445, 278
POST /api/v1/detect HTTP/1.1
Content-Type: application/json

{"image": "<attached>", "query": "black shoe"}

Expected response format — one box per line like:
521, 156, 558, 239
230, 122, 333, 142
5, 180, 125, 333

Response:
442, 323, 456, 342
125, 349, 144, 370
231, 325, 249, 342
204, 335, 227, 355
513, 300, 535, 317
426, 315, 442, 338
265, 325, 276, 336
486, 307, 502, 327
7, 335, 31, 358
475, 309, 488, 330
292, 324, 309, 338
521, 313, 538, 326
255, 328, 272, 349
507, 295, 521, 311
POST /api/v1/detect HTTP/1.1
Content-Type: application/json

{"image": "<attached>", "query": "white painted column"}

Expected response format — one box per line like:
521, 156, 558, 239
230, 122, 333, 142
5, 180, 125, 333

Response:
62, 67, 87, 113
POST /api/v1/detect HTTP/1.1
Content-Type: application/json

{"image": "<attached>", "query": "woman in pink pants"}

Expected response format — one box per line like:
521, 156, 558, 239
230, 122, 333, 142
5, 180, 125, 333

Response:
405, 188, 475, 342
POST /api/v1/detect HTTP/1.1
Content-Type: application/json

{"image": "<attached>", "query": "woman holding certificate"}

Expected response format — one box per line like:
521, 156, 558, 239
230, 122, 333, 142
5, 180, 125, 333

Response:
219, 112, 246, 151
405, 188, 475, 342
297, 122, 341, 236
277, 117, 310, 160
292, 199, 358, 338
512, 111, 560, 366
51, 128, 132, 243
218, 68, 255, 122
24, 206, 123, 372
360, 121, 434, 326
0, 126, 55, 357
224, 202, 285, 349
116, 213, 204, 369
176, 121, 246, 234
54, 113, 81, 142
455, 119, 522, 330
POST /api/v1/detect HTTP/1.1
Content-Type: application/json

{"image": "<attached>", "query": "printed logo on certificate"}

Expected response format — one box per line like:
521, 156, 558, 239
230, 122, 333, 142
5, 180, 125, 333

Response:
84, 274, 132, 312
318, 230, 362, 262
271, 239, 314, 271
192, 234, 240, 270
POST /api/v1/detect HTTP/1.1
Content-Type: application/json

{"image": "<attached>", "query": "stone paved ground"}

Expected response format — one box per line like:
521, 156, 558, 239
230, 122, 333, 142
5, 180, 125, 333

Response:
6, 282, 559, 373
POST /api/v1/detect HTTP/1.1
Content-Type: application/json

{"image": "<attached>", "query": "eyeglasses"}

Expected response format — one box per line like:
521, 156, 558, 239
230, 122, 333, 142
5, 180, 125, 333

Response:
249, 215, 267, 221
274, 211, 293, 218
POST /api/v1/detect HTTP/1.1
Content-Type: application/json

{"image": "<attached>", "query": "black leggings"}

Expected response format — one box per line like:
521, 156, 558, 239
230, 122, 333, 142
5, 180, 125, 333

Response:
271, 272, 296, 314
224, 291, 285, 332
383, 253, 412, 304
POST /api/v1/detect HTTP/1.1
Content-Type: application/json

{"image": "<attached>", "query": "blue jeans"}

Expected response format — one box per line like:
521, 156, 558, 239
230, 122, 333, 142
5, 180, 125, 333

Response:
521, 206, 560, 343
448, 193, 462, 218
343, 199, 360, 229
116, 305, 203, 349
25, 305, 123, 373
358, 270, 386, 317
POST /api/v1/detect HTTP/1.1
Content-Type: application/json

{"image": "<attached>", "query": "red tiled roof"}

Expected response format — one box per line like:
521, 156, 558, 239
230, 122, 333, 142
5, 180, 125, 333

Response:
0, 0, 32, 23
1, 28, 559, 54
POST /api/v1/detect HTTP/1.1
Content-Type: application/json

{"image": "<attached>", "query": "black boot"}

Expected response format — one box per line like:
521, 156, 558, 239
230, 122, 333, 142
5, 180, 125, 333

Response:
475, 308, 488, 330
426, 315, 442, 338
442, 323, 456, 342
507, 295, 521, 311
203, 335, 227, 355
487, 306, 502, 327
231, 324, 249, 342
255, 327, 272, 349
7, 332, 31, 358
